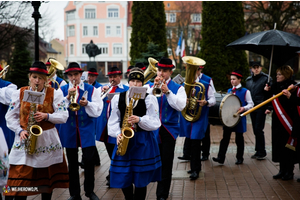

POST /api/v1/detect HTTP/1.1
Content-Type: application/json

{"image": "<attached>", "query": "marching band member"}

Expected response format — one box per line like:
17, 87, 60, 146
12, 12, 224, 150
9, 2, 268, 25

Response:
179, 64, 216, 180
264, 65, 298, 180
59, 62, 103, 200
213, 70, 253, 165
96, 66, 129, 187
148, 57, 187, 200
108, 67, 162, 200
45, 58, 67, 90
0, 65, 17, 150
4, 61, 69, 200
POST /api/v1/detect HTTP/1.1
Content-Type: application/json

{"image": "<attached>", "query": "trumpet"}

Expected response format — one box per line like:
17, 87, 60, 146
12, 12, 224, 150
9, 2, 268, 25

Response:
101, 81, 114, 100
152, 77, 164, 97
69, 80, 80, 111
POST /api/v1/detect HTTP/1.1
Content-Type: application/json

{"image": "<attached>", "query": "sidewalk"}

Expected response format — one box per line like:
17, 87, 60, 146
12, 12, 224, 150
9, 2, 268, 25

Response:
28, 115, 300, 200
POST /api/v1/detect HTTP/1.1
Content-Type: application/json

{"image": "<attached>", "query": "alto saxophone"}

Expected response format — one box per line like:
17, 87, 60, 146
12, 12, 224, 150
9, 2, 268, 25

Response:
25, 85, 43, 155
116, 98, 135, 156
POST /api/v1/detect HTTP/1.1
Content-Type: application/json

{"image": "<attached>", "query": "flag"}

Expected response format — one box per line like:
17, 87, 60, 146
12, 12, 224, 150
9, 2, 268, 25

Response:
181, 38, 185, 57
176, 32, 183, 56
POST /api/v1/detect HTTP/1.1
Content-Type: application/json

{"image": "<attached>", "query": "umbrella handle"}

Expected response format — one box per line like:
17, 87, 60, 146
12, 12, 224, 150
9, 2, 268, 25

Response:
267, 45, 274, 83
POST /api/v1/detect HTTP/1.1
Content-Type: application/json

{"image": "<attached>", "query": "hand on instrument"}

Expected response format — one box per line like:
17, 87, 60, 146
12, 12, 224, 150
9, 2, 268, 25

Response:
20, 130, 29, 141
282, 89, 291, 99
128, 115, 140, 124
198, 100, 208, 107
102, 85, 109, 92
238, 107, 245, 113
161, 82, 169, 94
79, 96, 88, 106
117, 133, 122, 145
34, 111, 47, 122
154, 76, 163, 86
265, 109, 271, 114
264, 84, 271, 91
67, 87, 76, 100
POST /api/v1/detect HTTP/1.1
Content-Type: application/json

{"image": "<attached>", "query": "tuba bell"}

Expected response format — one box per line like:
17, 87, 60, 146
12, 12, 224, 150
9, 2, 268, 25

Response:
0, 65, 9, 79
48, 58, 64, 89
181, 56, 206, 122
143, 57, 158, 84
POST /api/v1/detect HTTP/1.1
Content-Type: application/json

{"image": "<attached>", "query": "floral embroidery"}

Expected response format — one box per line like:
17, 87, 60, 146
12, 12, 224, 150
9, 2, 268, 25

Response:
8, 101, 16, 111
12, 142, 62, 154
56, 100, 67, 112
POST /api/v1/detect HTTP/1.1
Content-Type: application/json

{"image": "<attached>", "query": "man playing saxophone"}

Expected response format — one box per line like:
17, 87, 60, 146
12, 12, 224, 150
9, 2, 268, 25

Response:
4, 61, 69, 200
59, 62, 103, 200
108, 67, 162, 200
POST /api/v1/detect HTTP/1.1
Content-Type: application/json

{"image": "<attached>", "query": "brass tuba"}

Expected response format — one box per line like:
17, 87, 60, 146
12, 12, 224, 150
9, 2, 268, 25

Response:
181, 56, 206, 122
0, 65, 9, 79
69, 80, 80, 111
143, 57, 158, 84
25, 85, 43, 155
48, 58, 64, 89
117, 98, 135, 156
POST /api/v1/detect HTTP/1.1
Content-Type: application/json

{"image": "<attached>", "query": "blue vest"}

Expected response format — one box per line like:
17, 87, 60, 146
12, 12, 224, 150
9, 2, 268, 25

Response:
200, 74, 211, 84
146, 80, 154, 87
93, 81, 102, 88
59, 83, 96, 148
180, 79, 210, 140
0, 79, 14, 149
51, 76, 64, 90
227, 87, 247, 133
96, 84, 129, 144
156, 80, 181, 139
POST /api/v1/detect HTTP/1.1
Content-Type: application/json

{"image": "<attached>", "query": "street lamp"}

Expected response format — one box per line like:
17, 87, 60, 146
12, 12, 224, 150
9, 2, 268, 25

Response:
32, 1, 41, 61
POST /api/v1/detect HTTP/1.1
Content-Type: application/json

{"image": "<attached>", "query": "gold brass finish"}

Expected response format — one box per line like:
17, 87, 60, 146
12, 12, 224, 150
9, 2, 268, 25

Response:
143, 57, 158, 84
69, 80, 80, 111
0, 65, 9, 79
48, 59, 64, 89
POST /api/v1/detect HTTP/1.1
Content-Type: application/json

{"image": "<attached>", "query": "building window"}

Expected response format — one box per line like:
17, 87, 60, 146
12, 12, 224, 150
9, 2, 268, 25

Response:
113, 44, 122, 55
98, 43, 108, 55
70, 44, 74, 55
188, 29, 192, 38
191, 13, 201, 22
85, 9, 95, 19
82, 44, 87, 54
93, 26, 98, 36
167, 3, 170, 7
108, 8, 119, 18
165, 13, 168, 22
67, 10, 75, 20
244, 4, 251, 10
116, 26, 121, 35
68, 25, 75, 37
169, 13, 176, 23
83, 26, 88, 36
166, 29, 172, 39
106, 26, 111, 35
167, 48, 172, 56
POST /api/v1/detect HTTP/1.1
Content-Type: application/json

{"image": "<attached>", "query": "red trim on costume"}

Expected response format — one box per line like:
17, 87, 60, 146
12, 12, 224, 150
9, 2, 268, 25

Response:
297, 87, 300, 116
108, 71, 121, 75
88, 72, 98, 75
65, 68, 82, 73
46, 62, 51, 65
157, 63, 174, 68
199, 66, 204, 69
30, 68, 48, 74
141, 67, 146, 70
231, 72, 243, 77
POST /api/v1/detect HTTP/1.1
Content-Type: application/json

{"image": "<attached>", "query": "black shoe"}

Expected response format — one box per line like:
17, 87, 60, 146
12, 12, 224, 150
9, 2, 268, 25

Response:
94, 161, 101, 166
273, 171, 284, 179
297, 178, 300, 182
189, 171, 199, 180
86, 192, 99, 200
251, 152, 259, 159
187, 170, 192, 174
68, 196, 82, 200
178, 155, 191, 161
106, 180, 110, 188
158, 198, 166, 200
281, 173, 294, 180
78, 161, 85, 169
212, 157, 224, 164
256, 153, 267, 160
235, 159, 243, 165
201, 156, 208, 161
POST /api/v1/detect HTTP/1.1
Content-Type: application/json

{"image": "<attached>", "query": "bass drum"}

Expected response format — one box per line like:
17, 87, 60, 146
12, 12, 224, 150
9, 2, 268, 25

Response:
209, 93, 242, 128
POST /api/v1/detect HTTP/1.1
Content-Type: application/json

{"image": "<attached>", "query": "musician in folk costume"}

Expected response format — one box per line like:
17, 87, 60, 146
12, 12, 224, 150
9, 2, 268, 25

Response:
0, 65, 17, 150
95, 66, 129, 187
45, 58, 67, 90
148, 57, 187, 200
59, 62, 103, 200
108, 67, 162, 200
179, 64, 216, 180
213, 70, 253, 165
4, 61, 69, 200
264, 65, 299, 180
178, 64, 216, 162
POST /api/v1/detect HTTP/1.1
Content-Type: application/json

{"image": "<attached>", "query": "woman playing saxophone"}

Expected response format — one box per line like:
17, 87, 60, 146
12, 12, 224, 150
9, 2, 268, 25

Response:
108, 67, 162, 200
4, 61, 69, 200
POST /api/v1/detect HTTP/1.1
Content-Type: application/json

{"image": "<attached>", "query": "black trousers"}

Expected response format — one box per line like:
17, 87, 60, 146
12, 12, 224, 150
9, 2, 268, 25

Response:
104, 142, 115, 181
81, 145, 100, 165
122, 184, 147, 200
156, 126, 176, 199
217, 127, 244, 160
250, 109, 267, 154
190, 139, 201, 172
66, 146, 95, 197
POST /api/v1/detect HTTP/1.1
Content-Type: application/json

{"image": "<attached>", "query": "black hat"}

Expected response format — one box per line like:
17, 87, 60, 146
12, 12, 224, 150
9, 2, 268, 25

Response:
134, 62, 146, 71
231, 70, 243, 78
251, 62, 261, 68
29, 61, 48, 75
88, 68, 98, 76
126, 65, 134, 74
155, 57, 175, 69
128, 67, 144, 85
64, 62, 83, 74
106, 66, 122, 76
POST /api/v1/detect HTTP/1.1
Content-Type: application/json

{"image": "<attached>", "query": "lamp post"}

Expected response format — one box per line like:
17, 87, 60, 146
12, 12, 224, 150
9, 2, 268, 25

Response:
32, 1, 41, 61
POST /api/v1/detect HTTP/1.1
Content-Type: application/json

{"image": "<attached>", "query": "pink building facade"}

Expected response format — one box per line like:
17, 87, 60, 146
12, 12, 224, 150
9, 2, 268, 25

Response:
64, 1, 128, 78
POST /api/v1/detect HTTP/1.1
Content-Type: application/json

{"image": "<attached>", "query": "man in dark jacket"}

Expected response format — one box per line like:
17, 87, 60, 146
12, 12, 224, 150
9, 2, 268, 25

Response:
245, 63, 272, 160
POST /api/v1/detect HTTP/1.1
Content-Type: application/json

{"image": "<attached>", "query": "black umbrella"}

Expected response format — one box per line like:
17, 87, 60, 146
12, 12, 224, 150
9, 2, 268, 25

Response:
227, 25, 300, 82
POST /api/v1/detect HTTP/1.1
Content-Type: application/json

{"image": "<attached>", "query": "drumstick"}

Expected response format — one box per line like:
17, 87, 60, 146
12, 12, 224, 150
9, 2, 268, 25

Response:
233, 110, 242, 118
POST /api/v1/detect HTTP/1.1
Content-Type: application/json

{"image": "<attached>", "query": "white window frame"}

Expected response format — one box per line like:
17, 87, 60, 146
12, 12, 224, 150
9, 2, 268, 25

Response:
113, 43, 122, 55
97, 43, 109, 55
116, 26, 121, 36
191, 13, 201, 23
67, 10, 75, 20
85, 8, 96, 19
70, 43, 74, 55
93, 26, 98, 36
166, 29, 172, 39
83, 26, 88, 36
108, 8, 119, 18
167, 47, 172, 56
165, 13, 168, 22
68, 25, 75, 37
82, 44, 88, 55
106, 26, 111, 36
169, 13, 176, 23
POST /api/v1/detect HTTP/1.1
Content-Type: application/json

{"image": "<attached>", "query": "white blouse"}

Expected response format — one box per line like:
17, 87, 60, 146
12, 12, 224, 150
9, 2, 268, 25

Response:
0, 83, 17, 106
5, 87, 69, 168
108, 92, 161, 138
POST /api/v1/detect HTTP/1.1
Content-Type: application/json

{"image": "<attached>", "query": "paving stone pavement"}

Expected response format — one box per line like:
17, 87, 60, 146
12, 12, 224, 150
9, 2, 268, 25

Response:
24, 115, 300, 200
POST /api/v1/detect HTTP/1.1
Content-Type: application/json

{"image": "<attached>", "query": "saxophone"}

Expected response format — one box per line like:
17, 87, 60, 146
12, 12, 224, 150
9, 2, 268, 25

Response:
116, 98, 135, 156
24, 85, 43, 155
